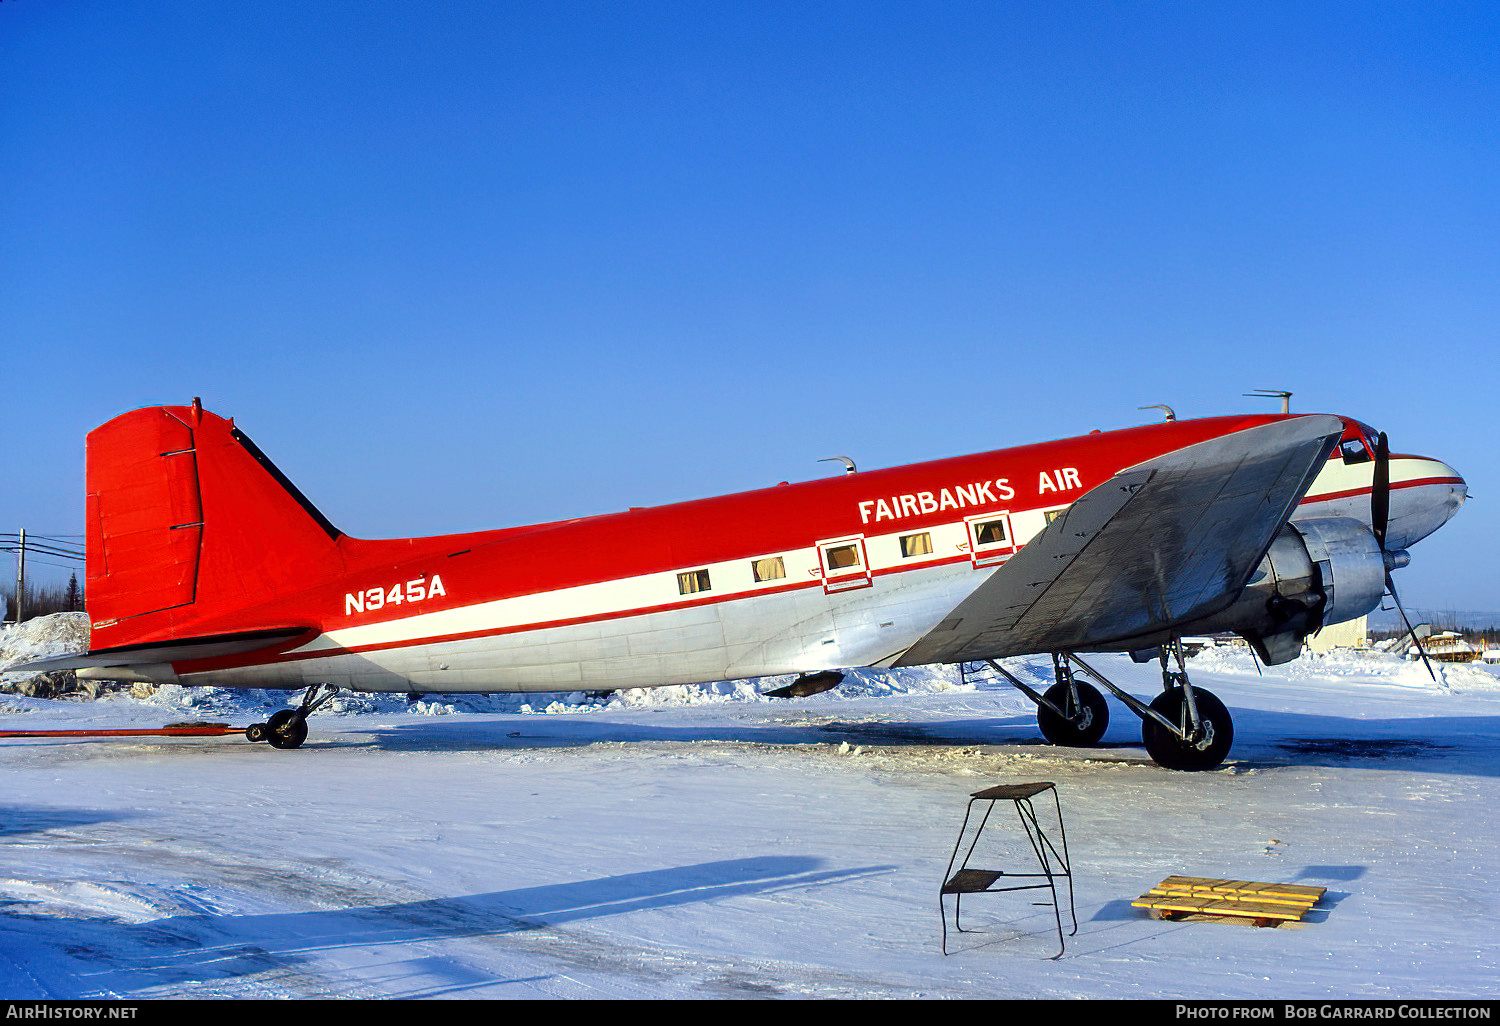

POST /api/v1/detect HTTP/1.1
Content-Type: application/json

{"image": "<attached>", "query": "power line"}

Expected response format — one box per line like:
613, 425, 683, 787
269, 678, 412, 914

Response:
0, 544, 84, 561
11, 556, 83, 571
6, 528, 87, 622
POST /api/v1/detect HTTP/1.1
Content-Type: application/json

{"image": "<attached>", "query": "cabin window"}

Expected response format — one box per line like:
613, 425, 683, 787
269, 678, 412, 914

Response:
965, 512, 1015, 568
677, 569, 712, 595
899, 532, 933, 557
824, 543, 862, 570
816, 536, 872, 592
973, 518, 1008, 545
752, 556, 786, 582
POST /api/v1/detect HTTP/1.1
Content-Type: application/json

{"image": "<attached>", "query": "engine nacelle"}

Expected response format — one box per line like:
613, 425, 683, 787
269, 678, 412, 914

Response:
1198, 517, 1391, 664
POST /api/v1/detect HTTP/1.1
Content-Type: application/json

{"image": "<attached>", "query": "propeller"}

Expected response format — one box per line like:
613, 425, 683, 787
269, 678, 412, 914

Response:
1372, 432, 1390, 550
1370, 431, 1437, 680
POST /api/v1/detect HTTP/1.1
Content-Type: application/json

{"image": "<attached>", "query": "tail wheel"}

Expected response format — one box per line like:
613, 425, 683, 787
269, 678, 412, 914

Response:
245, 722, 268, 743
265, 709, 308, 750
1142, 687, 1233, 770
1037, 681, 1109, 746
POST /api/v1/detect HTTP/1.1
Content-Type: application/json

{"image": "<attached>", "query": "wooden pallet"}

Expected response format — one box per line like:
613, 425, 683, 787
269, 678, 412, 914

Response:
1132, 876, 1326, 927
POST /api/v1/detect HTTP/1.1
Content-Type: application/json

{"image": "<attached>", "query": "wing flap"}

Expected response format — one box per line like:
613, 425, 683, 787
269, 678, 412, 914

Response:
897, 415, 1345, 664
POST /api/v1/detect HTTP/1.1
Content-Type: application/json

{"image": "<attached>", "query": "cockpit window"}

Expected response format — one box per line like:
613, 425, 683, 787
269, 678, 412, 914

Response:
1338, 420, 1382, 465
1340, 437, 1372, 465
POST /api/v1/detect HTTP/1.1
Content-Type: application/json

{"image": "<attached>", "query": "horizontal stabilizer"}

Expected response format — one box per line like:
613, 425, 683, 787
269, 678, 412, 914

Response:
10, 627, 313, 673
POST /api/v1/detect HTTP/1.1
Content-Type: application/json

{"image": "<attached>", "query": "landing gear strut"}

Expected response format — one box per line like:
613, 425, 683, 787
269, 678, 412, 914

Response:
982, 655, 1109, 748
245, 683, 340, 750
1068, 642, 1234, 770
1139, 643, 1233, 771
1037, 653, 1109, 747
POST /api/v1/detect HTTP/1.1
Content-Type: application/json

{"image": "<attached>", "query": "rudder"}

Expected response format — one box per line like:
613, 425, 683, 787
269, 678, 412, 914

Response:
86, 400, 344, 647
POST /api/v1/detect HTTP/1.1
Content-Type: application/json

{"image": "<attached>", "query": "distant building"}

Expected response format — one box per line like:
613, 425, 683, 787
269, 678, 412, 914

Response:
1418, 631, 1479, 662
1306, 615, 1369, 653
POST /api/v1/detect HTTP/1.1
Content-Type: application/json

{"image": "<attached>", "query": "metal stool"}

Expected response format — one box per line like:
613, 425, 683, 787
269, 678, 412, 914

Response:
940, 781, 1076, 957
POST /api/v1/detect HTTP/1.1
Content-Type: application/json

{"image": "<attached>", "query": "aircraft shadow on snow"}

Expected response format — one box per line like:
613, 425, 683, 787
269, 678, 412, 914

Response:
5, 855, 895, 997
333, 705, 1500, 777
0, 805, 131, 837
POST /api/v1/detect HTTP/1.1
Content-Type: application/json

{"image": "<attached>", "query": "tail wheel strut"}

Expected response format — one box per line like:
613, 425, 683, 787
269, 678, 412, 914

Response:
246, 683, 339, 750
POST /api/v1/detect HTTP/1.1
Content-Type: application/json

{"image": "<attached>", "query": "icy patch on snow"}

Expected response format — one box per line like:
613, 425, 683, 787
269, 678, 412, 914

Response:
0, 878, 168, 925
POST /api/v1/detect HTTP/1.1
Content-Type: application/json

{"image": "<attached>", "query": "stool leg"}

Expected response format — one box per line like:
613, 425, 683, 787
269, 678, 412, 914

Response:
1049, 786, 1077, 935
941, 894, 949, 954
1014, 798, 1067, 958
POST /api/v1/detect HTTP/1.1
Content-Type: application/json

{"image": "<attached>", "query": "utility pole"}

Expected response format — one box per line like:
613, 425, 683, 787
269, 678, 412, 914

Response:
1, 531, 83, 622
14, 527, 24, 623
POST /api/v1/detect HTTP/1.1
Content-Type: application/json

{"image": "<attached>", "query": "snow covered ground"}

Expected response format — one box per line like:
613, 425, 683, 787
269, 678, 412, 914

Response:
2, 619, 1498, 999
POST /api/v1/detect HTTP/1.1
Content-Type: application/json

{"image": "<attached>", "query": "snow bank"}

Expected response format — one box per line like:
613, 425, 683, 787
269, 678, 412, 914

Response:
1187, 643, 1500, 692
0, 612, 92, 697
0, 611, 89, 672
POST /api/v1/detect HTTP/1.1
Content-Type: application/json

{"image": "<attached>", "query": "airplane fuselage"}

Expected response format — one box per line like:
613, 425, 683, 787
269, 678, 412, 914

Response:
106, 413, 1460, 694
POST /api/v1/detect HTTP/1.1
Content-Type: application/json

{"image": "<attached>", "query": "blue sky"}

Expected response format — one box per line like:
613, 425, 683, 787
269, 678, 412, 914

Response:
3, 2, 1496, 612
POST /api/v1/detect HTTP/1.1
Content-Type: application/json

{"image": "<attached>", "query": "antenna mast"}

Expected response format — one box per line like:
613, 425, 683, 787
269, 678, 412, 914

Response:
1244, 389, 1293, 414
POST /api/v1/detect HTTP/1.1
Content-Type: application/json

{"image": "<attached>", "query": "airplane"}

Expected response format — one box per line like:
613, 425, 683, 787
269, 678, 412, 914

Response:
17, 399, 1466, 769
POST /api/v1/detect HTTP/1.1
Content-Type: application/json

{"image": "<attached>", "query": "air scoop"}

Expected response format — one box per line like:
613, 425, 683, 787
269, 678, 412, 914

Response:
763, 671, 845, 699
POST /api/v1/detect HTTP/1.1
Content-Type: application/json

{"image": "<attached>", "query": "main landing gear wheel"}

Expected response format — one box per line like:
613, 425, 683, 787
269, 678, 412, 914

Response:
1036, 681, 1109, 747
265, 708, 309, 750
1141, 686, 1234, 771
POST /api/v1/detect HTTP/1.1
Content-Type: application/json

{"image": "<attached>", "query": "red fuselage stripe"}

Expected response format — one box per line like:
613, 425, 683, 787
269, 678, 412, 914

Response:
1300, 476, 1464, 505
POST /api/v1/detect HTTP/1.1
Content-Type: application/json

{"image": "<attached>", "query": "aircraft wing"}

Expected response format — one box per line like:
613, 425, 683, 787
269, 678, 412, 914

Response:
895, 415, 1345, 665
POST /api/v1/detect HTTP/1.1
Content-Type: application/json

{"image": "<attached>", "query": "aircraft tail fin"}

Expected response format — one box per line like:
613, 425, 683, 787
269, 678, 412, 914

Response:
85, 400, 344, 648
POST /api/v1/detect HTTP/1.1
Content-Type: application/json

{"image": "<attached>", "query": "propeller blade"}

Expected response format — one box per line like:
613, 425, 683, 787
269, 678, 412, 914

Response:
1386, 571, 1438, 682
1371, 431, 1391, 551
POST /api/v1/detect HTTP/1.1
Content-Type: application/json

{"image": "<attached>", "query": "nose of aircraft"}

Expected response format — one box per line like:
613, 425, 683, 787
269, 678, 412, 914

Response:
1385, 454, 1466, 549
1421, 456, 1467, 512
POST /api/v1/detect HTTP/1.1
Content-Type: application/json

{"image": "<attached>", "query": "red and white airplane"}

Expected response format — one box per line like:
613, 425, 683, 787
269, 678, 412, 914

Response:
24, 400, 1466, 769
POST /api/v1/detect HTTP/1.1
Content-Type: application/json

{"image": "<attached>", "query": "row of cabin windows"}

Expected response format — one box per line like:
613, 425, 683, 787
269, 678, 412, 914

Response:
679, 558, 791, 595
678, 548, 863, 595
679, 558, 787, 595
675, 517, 1020, 596
899, 518, 1011, 556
